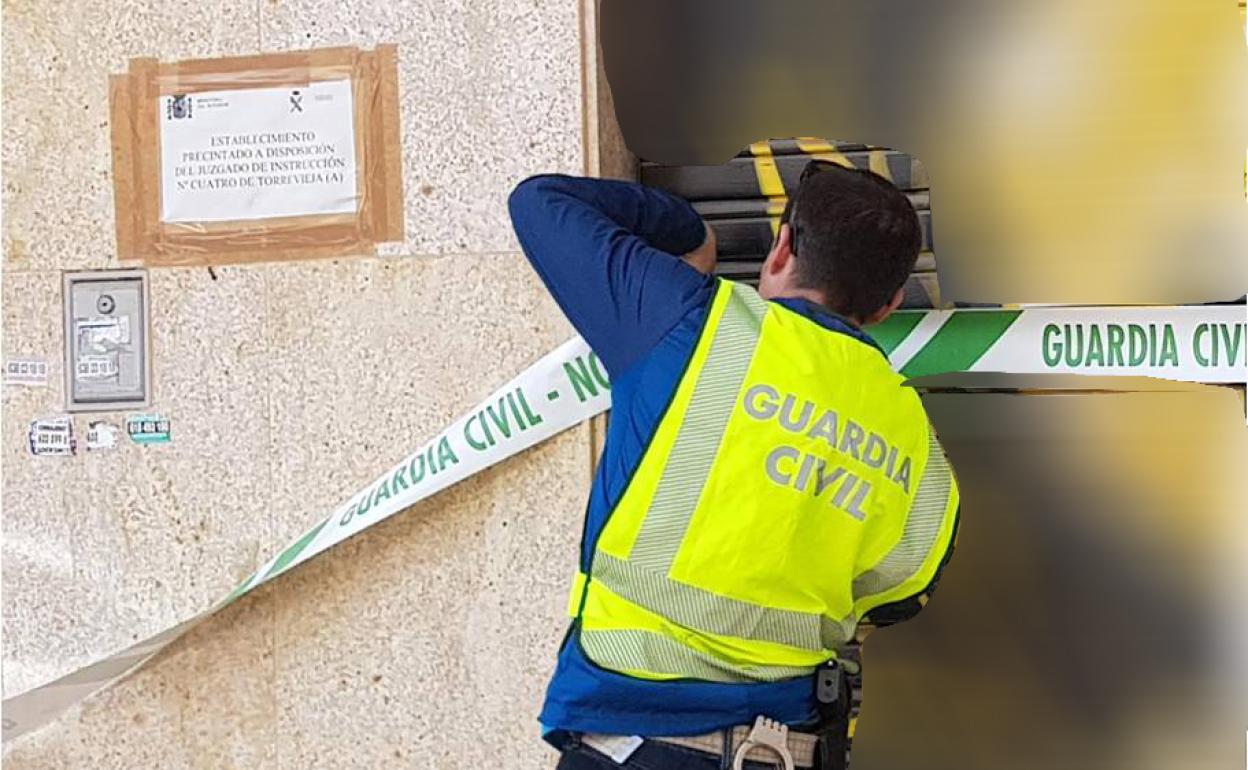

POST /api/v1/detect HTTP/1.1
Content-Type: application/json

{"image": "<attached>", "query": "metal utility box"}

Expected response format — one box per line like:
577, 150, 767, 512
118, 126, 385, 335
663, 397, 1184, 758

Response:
63, 269, 152, 412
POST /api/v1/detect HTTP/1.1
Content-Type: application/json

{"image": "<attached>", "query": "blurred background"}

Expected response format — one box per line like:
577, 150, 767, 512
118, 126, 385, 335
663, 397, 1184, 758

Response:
603, 0, 1248, 306
856, 387, 1248, 770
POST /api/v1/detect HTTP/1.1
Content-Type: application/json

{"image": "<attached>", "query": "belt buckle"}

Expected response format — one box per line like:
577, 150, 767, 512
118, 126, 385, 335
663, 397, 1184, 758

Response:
732, 716, 794, 770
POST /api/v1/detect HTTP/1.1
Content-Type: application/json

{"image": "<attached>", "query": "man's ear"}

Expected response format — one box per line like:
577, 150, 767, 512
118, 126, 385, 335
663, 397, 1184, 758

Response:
766, 224, 794, 276
864, 286, 906, 326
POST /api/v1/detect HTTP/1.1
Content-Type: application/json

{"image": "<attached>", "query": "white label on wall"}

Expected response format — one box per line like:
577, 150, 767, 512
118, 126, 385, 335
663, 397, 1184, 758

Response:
4, 358, 48, 386
159, 79, 358, 223
28, 417, 75, 457
86, 421, 120, 451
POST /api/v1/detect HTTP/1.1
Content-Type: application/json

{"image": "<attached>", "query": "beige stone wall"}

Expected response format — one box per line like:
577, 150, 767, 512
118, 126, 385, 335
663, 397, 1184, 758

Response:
2, 1, 607, 767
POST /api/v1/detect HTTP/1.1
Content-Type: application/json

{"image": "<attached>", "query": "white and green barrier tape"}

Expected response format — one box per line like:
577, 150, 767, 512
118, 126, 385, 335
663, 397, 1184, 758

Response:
3, 304, 1245, 743
877, 305, 1247, 381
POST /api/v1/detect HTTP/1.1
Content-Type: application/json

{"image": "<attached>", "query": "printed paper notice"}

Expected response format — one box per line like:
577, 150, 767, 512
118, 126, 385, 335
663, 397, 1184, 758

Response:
159, 80, 358, 223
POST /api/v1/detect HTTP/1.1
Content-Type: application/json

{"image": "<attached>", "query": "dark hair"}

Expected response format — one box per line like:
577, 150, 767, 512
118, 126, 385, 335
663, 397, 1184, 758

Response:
782, 162, 921, 320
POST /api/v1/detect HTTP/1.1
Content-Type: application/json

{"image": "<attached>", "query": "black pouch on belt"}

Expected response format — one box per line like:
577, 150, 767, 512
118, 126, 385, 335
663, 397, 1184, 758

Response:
812, 662, 852, 770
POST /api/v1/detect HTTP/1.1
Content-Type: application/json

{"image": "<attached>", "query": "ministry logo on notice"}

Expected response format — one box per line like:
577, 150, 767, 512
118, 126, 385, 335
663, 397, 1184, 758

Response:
166, 94, 193, 120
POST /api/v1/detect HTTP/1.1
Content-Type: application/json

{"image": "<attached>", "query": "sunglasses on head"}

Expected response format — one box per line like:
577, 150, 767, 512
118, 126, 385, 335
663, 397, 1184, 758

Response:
783, 159, 848, 257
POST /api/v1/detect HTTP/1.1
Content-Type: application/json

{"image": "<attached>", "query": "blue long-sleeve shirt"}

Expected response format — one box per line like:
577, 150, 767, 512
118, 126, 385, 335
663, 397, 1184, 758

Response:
508, 174, 894, 743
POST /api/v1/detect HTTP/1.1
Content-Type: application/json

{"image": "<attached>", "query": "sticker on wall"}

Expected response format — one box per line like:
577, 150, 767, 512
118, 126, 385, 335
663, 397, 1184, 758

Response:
126, 413, 170, 445
75, 316, 130, 350
75, 354, 121, 381
4, 358, 49, 387
85, 421, 120, 452
27, 417, 75, 457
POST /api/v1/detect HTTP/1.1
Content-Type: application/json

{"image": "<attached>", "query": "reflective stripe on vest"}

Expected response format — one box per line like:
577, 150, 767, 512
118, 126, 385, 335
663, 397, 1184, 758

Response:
852, 428, 960, 617
572, 279, 958, 683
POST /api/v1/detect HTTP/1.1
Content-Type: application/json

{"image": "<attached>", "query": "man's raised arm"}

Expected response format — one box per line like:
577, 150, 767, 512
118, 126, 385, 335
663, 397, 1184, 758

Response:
508, 174, 715, 375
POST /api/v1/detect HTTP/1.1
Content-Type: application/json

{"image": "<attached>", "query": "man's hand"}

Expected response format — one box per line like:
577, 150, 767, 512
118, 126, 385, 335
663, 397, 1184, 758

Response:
682, 221, 717, 275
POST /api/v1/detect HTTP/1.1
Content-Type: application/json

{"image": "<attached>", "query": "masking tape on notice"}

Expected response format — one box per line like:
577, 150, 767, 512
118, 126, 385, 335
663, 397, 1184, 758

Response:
109, 45, 404, 267
4, 304, 1246, 744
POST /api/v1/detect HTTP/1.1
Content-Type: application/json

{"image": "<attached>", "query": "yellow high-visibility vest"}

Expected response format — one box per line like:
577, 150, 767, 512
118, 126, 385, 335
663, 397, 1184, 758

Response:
567, 279, 959, 683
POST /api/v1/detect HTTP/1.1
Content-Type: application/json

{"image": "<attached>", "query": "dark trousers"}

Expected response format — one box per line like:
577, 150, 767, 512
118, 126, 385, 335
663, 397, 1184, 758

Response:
557, 737, 788, 770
